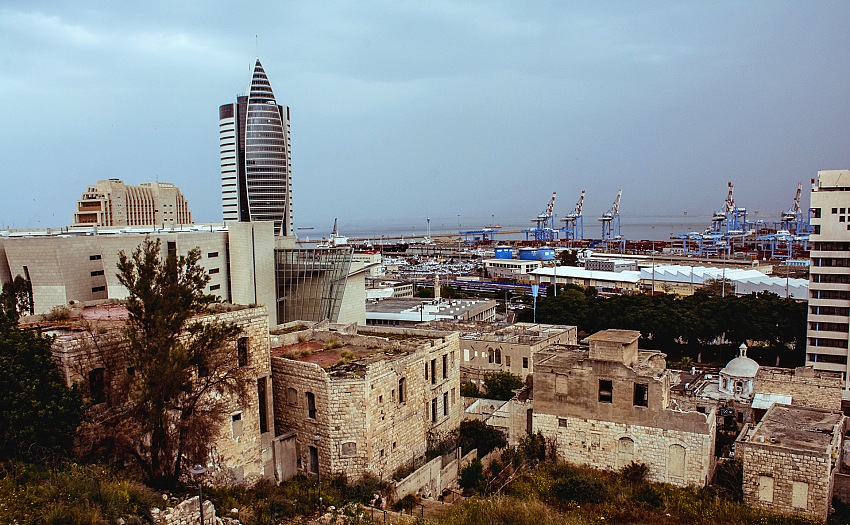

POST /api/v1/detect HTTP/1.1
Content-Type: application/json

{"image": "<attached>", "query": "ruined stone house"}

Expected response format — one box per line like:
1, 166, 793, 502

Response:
737, 404, 845, 521
44, 302, 275, 481
425, 320, 576, 385
532, 329, 716, 487
269, 324, 462, 481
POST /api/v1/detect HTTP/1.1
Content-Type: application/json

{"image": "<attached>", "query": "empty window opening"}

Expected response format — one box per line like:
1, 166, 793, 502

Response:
88, 367, 106, 404
237, 337, 249, 367
306, 391, 317, 419
398, 377, 406, 403
599, 379, 613, 403
633, 383, 648, 407
231, 412, 243, 439
257, 377, 269, 434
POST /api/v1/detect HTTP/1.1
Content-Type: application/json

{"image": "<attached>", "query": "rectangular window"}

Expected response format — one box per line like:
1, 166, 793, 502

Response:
308, 445, 319, 474
443, 392, 449, 416
792, 481, 808, 509
237, 337, 249, 367
431, 359, 436, 384
210, 284, 220, 291
208, 251, 219, 258
90, 270, 104, 277
598, 380, 613, 403
89, 254, 102, 261
88, 368, 106, 404
398, 377, 406, 403
431, 398, 437, 422
451, 350, 455, 367
505, 355, 511, 367
425, 362, 429, 381
633, 383, 648, 407
558, 418, 568, 428
209, 268, 220, 274
442, 354, 448, 379
231, 412, 243, 439
92, 286, 106, 293
257, 377, 269, 434
167, 241, 177, 257
523, 357, 529, 369
758, 475, 774, 502
306, 392, 317, 419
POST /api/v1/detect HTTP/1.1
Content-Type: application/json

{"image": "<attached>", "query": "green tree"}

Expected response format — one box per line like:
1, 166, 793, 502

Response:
0, 275, 33, 322
558, 249, 579, 267
109, 238, 246, 488
482, 371, 524, 400
0, 299, 83, 461
459, 419, 507, 458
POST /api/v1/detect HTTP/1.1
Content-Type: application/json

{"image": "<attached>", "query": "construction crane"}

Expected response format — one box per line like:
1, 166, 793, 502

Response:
560, 190, 585, 241
598, 190, 623, 251
523, 191, 558, 242
781, 182, 803, 223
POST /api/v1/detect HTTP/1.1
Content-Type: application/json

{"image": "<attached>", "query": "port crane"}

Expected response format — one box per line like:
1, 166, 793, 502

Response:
560, 190, 585, 241
523, 192, 558, 242
710, 181, 748, 234
598, 190, 624, 252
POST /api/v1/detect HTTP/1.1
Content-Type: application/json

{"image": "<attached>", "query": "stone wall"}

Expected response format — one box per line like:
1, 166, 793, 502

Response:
739, 439, 835, 520
395, 450, 461, 500
50, 306, 273, 482
833, 473, 850, 505
754, 367, 842, 411
533, 412, 715, 487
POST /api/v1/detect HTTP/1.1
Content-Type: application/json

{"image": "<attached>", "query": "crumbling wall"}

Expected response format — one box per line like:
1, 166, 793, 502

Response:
754, 367, 842, 411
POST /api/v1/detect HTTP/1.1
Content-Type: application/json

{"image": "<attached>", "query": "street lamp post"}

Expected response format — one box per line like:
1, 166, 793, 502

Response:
313, 435, 323, 513
190, 464, 207, 525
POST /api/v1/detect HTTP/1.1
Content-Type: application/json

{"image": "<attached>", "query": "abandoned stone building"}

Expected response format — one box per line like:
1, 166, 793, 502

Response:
532, 329, 716, 487
736, 404, 845, 520
424, 320, 576, 385
671, 345, 842, 440
43, 302, 275, 481
269, 323, 462, 481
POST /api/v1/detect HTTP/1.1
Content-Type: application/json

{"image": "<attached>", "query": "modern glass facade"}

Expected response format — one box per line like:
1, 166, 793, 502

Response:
220, 59, 293, 236
275, 248, 353, 324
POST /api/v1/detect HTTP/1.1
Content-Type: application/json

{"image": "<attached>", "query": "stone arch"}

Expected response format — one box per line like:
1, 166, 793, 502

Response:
616, 437, 635, 468
668, 443, 686, 479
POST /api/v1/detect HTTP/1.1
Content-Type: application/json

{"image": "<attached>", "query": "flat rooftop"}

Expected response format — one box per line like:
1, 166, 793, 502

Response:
743, 405, 843, 454
425, 320, 573, 343
586, 329, 642, 344
536, 344, 667, 379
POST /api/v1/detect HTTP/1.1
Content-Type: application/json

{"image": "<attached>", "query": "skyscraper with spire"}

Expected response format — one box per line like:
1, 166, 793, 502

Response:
219, 59, 293, 237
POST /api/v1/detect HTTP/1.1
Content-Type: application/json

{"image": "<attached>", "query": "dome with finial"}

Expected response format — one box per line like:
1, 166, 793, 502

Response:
721, 343, 759, 378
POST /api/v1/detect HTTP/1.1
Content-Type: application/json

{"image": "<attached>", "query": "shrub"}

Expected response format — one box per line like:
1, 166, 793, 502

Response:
45, 305, 72, 321
459, 419, 506, 458
460, 380, 480, 398
323, 339, 343, 350
633, 484, 663, 507
620, 461, 649, 484
459, 458, 485, 495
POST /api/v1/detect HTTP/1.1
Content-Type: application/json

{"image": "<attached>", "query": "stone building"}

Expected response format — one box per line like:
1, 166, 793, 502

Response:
424, 320, 576, 384
533, 329, 716, 487
43, 302, 274, 481
737, 404, 845, 520
72, 179, 193, 228
269, 324, 462, 481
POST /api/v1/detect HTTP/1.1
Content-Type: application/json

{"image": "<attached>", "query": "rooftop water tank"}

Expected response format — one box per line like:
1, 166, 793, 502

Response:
537, 248, 555, 261
518, 248, 538, 260
494, 246, 513, 259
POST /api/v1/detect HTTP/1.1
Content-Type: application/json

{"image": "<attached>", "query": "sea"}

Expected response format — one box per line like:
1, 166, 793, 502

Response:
295, 214, 738, 244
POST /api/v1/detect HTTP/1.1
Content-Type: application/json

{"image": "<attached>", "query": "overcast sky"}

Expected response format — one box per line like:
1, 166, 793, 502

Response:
1, 1, 848, 233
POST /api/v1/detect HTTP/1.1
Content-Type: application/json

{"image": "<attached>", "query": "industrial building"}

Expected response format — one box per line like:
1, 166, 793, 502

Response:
71, 179, 193, 228
365, 297, 497, 327
805, 169, 850, 398
531, 266, 642, 294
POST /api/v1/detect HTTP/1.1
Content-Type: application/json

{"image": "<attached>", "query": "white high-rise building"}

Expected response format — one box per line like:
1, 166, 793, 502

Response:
806, 169, 850, 399
219, 59, 293, 237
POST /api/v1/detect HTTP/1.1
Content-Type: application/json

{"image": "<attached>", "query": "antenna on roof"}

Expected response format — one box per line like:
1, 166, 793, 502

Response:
256, 35, 259, 58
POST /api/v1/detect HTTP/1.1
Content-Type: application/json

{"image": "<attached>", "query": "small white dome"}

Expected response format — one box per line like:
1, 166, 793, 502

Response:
721, 344, 759, 378
721, 355, 759, 378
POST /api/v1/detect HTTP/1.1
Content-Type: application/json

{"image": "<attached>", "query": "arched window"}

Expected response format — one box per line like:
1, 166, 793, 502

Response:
668, 444, 686, 479
617, 437, 635, 468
